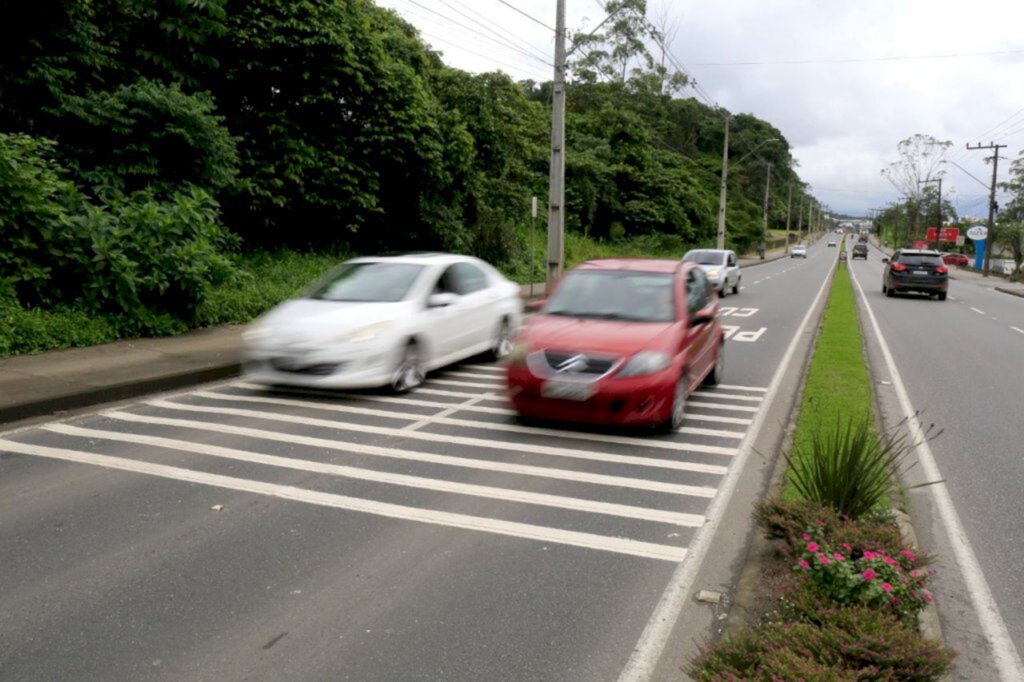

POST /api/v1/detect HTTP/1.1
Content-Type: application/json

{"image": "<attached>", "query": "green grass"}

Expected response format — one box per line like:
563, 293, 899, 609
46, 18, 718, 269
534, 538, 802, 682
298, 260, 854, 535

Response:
783, 261, 878, 500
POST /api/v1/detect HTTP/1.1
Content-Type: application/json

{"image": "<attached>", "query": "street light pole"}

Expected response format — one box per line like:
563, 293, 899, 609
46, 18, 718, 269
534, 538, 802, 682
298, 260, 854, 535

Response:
545, 0, 566, 290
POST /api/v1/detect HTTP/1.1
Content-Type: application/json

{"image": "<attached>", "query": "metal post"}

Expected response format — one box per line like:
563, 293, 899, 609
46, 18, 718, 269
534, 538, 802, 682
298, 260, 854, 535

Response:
785, 183, 793, 249
546, 0, 566, 289
530, 196, 537, 296
761, 162, 772, 259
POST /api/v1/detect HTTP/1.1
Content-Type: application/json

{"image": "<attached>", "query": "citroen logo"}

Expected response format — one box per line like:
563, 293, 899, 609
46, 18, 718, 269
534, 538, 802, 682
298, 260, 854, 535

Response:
555, 354, 588, 373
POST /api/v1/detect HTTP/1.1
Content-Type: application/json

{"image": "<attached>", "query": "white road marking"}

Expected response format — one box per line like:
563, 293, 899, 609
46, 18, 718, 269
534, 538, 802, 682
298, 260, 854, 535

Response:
206, 388, 745, 447
686, 400, 759, 413
693, 392, 762, 403
43, 423, 703, 526
0, 438, 687, 562
429, 378, 501, 389
970, 307, 986, 315
849, 265, 1024, 681
402, 395, 491, 432
103, 411, 717, 497
1011, 326, 1024, 336
441, 370, 507, 380
149, 397, 737, 468
619, 248, 838, 682
715, 384, 768, 393
457, 364, 506, 374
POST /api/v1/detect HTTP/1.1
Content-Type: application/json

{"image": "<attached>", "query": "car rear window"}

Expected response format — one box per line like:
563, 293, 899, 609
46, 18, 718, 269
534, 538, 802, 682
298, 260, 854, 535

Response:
683, 250, 726, 266
895, 255, 942, 266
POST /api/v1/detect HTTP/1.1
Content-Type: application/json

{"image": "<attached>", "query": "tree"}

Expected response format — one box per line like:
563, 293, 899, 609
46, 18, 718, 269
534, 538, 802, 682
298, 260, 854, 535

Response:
881, 134, 952, 246
996, 151, 1024, 275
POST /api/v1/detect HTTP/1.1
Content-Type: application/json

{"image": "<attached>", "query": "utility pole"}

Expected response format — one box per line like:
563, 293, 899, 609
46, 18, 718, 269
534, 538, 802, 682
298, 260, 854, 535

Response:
966, 142, 1007, 277
546, 0, 567, 290
794, 192, 802, 240
761, 162, 772, 258
785, 183, 793, 249
918, 177, 942, 249
716, 115, 729, 250
808, 200, 813, 237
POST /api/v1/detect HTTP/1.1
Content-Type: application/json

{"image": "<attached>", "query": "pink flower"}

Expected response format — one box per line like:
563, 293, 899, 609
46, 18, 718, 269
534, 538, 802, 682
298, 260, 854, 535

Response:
881, 582, 893, 593
840, 543, 852, 552
818, 554, 830, 566
833, 552, 845, 561
884, 556, 898, 567
802, 533, 812, 541
863, 551, 876, 560
862, 569, 877, 581
798, 560, 810, 569
924, 591, 933, 602
806, 542, 820, 553
909, 570, 921, 578
900, 549, 916, 562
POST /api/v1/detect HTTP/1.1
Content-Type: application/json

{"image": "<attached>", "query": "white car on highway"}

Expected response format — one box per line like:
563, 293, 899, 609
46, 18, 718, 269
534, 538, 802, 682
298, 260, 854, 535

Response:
242, 253, 523, 392
791, 244, 808, 258
681, 248, 741, 296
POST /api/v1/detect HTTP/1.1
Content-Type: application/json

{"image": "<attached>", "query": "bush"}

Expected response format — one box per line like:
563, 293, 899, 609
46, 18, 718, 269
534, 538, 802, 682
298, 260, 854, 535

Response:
784, 415, 919, 520
690, 603, 954, 680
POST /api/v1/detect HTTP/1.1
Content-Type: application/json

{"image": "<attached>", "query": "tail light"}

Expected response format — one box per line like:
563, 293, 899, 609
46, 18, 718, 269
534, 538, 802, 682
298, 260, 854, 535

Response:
935, 265, 948, 274
890, 263, 907, 272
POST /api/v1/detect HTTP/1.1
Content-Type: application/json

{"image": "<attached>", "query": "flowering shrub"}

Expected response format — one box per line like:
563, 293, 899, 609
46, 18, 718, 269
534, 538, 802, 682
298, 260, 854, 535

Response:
794, 524, 934, 621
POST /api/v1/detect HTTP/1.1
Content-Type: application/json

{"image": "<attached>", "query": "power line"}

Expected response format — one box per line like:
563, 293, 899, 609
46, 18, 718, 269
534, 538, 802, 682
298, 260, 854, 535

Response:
495, 0, 556, 32
441, 0, 552, 63
402, 0, 553, 67
416, 29, 551, 81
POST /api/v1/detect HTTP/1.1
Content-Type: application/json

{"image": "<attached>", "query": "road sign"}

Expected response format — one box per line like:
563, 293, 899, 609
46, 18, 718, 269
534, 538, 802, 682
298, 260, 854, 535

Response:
925, 227, 937, 241
939, 227, 959, 242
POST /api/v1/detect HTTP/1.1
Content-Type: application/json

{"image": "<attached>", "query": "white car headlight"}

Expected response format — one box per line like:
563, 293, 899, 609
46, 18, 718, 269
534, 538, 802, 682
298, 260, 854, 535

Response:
339, 321, 394, 343
618, 351, 671, 377
706, 269, 721, 278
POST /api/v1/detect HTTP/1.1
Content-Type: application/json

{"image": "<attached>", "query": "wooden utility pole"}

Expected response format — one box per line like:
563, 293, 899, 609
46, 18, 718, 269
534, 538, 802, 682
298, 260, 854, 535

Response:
761, 162, 772, 258
796, 194, 804, 240
546, 0, 567, 289
966, 142, 1007, 277
785, 183, 793, 248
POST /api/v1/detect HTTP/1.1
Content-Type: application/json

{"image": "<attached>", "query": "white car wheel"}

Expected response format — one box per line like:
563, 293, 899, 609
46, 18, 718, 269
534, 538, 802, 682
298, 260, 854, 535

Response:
489, 318, 514, 361
391, 342, 424, 393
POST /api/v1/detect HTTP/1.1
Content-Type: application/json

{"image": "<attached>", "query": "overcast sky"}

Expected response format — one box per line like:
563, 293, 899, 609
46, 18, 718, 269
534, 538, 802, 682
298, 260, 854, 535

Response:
375, 0, 1024, 218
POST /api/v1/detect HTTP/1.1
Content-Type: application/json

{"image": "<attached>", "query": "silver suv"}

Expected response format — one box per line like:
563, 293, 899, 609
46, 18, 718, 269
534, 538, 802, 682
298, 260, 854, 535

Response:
682, 249, 741, 296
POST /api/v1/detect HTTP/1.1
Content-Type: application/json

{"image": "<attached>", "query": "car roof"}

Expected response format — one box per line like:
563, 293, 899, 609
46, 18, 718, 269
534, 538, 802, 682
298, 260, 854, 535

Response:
349, 252, 475, 266
894, 249, 941, 256
575, 258, 683, 273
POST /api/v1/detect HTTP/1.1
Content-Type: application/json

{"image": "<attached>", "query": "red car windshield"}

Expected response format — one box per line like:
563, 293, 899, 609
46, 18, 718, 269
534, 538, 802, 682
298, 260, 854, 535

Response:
543, 270, 676, 322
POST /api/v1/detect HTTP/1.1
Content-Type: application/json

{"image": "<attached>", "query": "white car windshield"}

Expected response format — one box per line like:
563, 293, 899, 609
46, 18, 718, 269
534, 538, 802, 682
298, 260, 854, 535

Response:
543, 270, 675, 322
308, 262, 425, 302
683, 250, 726, 266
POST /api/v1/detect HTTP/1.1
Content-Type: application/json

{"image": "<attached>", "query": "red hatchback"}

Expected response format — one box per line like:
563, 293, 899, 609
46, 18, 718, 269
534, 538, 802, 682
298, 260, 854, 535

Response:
506, 259, 724, 431
941, 252, 969, 266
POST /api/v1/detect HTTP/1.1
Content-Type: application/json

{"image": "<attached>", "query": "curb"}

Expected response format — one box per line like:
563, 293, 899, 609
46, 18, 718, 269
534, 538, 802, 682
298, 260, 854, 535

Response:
0, 363, 240, 426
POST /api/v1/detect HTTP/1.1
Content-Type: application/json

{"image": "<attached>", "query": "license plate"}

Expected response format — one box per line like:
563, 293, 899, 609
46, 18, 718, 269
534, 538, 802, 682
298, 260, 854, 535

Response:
541, 379, 595, 401
913, 270, 927, 275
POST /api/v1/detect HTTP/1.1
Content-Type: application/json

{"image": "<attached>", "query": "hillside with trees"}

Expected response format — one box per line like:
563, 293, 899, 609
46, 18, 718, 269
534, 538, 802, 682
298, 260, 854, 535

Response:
1, 0, 815, 345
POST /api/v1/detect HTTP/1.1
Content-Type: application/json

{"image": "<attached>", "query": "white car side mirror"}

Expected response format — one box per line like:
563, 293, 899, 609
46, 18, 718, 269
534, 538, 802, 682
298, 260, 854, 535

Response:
428, 292, 458, 308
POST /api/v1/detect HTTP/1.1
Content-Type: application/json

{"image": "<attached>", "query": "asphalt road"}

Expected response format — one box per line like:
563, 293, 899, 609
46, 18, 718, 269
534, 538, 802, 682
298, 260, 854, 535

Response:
848, 242, 1024, 681
0, 248, 836, 682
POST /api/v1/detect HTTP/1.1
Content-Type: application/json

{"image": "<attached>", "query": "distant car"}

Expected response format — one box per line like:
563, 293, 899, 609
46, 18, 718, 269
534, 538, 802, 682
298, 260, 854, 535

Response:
790, 244, 808, 258
882, 249, 949, 300
242, 253, 523, 392
681, 248, 741, 296
851, 243, 868, 260
941, 252, 969, 267
827, 238, 838, 247
506, 259, 724, 432
839, 250, 848, 262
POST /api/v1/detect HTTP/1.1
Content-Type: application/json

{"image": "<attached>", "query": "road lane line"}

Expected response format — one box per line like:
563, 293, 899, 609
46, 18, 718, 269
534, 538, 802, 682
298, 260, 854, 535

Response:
970, 306, 986, 315
43, 423, 704, 526
690, 392, 762, 403
229, 383, 756, 428
1012, 326, 1024, 336
686, 400, 759, 413
0, 438, 688, 563
103, 411, 717, 497
619, 248, 838, 681
205, 388, 745, 446
402, 394, 492, 432
429, 378, 504, 389
715, 384, 768, 393
849, 264, 1024, 681
155, 396, 738, 464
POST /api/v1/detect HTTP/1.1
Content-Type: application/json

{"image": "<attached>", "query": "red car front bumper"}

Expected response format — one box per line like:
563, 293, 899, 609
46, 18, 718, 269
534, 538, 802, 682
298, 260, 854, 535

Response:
506, 364, 678, 427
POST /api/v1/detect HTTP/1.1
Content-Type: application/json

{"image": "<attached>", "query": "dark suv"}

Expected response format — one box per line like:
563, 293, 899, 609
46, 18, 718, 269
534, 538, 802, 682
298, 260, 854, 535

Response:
851, 243, 868, 260
882, 249, 948, 300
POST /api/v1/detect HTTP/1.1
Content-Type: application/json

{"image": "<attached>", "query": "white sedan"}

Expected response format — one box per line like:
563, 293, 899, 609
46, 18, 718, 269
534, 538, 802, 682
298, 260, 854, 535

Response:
242, 253, 523, 392
790, 244, 808, 258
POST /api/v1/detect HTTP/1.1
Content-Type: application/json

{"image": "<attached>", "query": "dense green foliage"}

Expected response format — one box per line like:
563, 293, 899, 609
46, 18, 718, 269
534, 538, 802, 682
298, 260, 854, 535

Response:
1, 0, 812, 351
